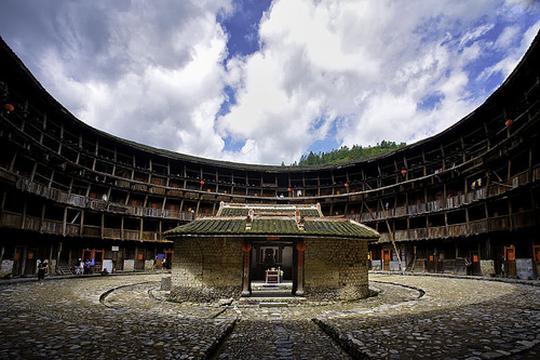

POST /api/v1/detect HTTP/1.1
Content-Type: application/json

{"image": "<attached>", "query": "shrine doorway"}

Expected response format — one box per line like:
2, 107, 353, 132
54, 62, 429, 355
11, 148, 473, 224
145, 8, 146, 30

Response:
249, 242, 294, 296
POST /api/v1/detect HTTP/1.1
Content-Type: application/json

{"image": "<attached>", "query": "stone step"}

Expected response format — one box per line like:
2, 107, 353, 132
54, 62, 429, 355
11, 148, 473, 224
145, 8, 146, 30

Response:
238, 296, 306, 307
258, 302, 289, 308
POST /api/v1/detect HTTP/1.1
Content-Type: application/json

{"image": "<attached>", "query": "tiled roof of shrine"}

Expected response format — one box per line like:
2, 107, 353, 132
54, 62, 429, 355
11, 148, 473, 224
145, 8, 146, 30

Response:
165, 203, 379, 240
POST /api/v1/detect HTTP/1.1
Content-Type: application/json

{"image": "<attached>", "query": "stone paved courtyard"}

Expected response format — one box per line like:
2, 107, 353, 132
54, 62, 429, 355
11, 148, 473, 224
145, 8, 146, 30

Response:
0, 274, 539, 359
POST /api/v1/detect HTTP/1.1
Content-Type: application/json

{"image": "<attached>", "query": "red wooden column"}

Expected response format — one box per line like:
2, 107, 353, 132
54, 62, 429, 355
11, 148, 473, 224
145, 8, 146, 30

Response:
241, 241, 252, 297
295, 239, 305, 296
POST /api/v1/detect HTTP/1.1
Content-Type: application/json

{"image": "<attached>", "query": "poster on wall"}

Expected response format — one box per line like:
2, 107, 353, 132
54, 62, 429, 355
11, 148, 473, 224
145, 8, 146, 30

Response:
102, 259, 113, 273
516, 258, 534, 280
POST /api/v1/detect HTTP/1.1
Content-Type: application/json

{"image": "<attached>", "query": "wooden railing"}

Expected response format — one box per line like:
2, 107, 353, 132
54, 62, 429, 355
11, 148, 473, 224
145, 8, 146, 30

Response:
377, 211, 537, 243
1, 212, 22, 228
123, 229, 140, 241
3, 97, 539, 214
82, 225, 100, 237
468, 219, 488, 234
66, 223, 80, 236
15, 177, 193, 221
41, 219, 63, 234
0, 209, 168, 242
24, 216, 41, 232
356, 166, 539, 223
103, 228, 121, 239
142, 231, 158, 241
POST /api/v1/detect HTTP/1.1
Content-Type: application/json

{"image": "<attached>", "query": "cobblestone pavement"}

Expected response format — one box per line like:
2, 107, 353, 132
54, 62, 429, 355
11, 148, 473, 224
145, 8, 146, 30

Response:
315, 274, 540, 359
1, 274, 539, 359
0, 275, 234, 360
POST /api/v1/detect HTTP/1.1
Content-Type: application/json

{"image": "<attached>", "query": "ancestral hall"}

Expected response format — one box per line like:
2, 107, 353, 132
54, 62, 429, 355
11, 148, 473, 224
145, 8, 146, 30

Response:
165, 203, 379, 300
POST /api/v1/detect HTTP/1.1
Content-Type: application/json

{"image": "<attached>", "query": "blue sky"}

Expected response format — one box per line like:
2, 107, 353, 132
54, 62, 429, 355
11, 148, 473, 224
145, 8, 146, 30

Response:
1, 0, 539, 164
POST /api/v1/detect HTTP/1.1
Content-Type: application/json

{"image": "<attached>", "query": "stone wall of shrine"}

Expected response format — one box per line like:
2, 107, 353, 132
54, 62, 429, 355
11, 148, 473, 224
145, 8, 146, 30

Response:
170, 237, 243, 301
304, 238, 369, 300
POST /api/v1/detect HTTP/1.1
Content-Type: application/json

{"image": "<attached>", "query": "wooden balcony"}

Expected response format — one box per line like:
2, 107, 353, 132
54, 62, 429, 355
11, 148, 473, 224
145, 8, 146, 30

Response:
123, 229, 140, 241
142, 231, 159, 241
24, 216, 41, 232
376, 210, 537, 244
66, 223, 80, 236
82, 225, 101, 237
103, 228, 122, 239
41, 219, 64, 235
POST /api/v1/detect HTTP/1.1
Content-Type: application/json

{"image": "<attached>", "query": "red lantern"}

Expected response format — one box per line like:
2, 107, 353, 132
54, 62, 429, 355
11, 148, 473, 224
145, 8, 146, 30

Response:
504, 119, 513, 127
344, 182, 349, 188
241, 243, 252, 253
400, 168, 408, 176
296, 242, 306, 252
3, 103, 15, 113
199, 179, 205, 187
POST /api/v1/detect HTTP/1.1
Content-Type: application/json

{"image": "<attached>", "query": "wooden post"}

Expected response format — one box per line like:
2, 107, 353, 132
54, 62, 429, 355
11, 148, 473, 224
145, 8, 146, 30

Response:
20, 246, 27, 276
295, 240, 305, 296
48, 244, 54, 263
68, 248, 72, 268
56, 242, 63, 268
241, 241, 252, 297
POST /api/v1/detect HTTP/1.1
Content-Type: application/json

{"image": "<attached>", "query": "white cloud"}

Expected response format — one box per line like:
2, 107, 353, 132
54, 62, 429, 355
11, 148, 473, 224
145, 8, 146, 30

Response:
33, 1, 231, 160
220, 0, 535, 163
480, 20, 540, 80
4, 0, 537, 165
494, 25, 520, 50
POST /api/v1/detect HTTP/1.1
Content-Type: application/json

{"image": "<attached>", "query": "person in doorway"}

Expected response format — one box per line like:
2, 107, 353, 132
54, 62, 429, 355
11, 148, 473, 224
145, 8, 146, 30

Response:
84, 259, 91, 274
75, 258, 84, 275
36, 259, 42, 276
37, 259, 48, 282
465, 255, 472, 275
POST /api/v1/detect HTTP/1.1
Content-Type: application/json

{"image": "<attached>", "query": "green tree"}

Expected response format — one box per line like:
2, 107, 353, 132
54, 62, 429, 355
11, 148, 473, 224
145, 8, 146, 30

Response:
298, 141, 406, 166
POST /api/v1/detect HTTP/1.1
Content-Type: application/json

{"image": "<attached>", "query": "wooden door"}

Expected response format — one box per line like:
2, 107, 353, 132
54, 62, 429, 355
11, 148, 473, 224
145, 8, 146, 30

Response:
382, 249, 391, 271
93, 250, 104, 270
504, 246, 516, 277
112, 250, 124, 271
428, 254, 436, 273
135, 249, 145, 270
471, 253, 480, 275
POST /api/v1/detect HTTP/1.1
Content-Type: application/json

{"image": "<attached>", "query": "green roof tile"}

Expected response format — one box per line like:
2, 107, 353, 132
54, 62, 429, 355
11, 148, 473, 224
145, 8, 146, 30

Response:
165, 218, 378, 240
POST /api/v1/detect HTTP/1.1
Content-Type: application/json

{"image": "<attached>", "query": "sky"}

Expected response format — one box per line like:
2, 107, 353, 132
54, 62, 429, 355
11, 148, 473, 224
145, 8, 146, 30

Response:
1, 0, 539, 165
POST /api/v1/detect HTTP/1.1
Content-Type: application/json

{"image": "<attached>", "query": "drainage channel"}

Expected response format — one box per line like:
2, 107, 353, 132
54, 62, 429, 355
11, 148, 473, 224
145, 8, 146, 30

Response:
369, 279, 426, 299
98, 280, 160, 308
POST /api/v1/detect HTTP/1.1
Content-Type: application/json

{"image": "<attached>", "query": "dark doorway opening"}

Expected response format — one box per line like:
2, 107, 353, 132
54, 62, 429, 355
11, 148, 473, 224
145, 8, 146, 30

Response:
250, 242, 294, 297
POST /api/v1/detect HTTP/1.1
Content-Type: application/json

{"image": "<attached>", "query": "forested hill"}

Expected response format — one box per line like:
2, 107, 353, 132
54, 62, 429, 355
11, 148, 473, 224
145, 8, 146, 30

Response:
297, 140, 406, 166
